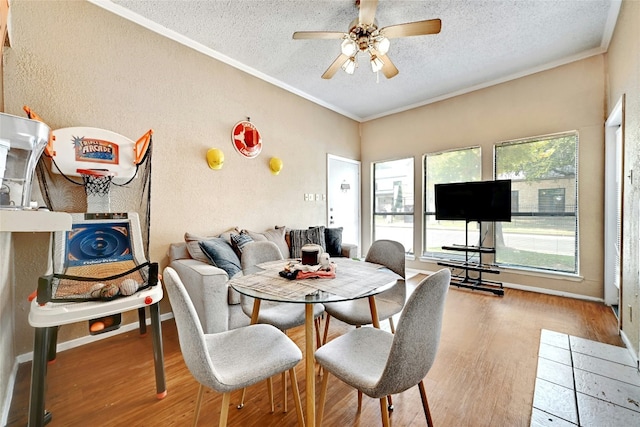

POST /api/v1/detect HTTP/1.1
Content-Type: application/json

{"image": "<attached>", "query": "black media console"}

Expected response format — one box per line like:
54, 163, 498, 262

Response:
436, 221, 504, 296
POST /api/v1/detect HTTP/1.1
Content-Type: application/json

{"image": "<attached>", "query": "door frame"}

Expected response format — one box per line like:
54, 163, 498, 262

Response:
327, 154, 361, 255
604, 95, 625, 326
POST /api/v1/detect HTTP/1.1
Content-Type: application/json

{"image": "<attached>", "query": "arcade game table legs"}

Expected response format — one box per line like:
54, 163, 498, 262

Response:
27, 289, 166, 427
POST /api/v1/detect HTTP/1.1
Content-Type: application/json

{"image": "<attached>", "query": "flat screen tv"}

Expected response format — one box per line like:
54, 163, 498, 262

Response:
435, 180, 512, 222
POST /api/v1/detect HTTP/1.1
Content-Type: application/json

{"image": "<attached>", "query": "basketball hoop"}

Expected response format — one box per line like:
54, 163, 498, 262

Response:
77, 169, 115, 213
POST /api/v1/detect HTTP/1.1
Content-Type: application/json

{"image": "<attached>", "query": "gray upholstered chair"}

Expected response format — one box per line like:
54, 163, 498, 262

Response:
239, 240, 324, 411
163, 267, 304, 427
322, 239, 406, 342
315, 268, 451, 427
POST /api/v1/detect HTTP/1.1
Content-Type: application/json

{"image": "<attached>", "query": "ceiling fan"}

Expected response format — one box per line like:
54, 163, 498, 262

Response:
292, 0, 441, 79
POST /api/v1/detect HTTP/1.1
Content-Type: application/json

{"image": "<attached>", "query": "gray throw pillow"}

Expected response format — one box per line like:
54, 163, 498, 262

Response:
324, 227, 343, 257
230, 233, 254, 257
198, 238, 241, 278
244, 227, 289, 258
289, 226, 326, 258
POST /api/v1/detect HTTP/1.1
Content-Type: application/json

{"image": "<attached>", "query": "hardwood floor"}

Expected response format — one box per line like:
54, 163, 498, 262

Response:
7, 275, 622, 427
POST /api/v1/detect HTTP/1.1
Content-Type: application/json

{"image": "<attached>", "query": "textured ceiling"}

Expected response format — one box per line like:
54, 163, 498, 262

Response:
92, 0, 621, 122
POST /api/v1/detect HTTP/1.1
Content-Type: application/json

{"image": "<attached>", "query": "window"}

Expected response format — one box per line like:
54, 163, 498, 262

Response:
423, 147, 481, 258
373, 158, 414, 254
538, 188, 565, 212
495, 132, 578, 273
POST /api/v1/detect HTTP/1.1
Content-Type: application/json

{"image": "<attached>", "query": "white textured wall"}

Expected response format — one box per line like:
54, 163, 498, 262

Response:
361, 55, 606, 298
606, 0, 640, 359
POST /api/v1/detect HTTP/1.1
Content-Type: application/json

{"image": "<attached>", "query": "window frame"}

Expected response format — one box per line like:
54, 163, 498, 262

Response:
372, 157, 415, 255
493, 131, 579, 274
422, 146, 482, 259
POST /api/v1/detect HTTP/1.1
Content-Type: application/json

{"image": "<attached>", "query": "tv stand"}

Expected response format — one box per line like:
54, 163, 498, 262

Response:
437, 221, 504, 296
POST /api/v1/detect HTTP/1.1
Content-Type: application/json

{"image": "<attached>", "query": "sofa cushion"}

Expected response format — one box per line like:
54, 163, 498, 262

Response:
198, 238, 242, 278
244, 226, 289, 258
324, 227, 343, 257
185, 232, 216, 263
218, 226, 240, 245
168, 258, 248, 331
289, 226, 326, 258
167, 242, 191, 262
230, 233, 254, 257
244, 229, 267, 243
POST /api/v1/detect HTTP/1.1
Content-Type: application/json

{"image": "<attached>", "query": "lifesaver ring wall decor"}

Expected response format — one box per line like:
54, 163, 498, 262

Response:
231, 119, 262, 158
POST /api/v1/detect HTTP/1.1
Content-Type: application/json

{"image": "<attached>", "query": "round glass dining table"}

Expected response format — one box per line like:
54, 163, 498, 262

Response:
229, 257, 401, 427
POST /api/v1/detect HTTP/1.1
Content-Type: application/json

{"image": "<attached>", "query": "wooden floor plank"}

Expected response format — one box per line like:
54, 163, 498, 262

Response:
8, 275, 622, 426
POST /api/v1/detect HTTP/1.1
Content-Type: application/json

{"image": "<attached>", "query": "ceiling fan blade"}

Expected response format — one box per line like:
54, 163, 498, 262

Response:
293, 31, 346, 40
358, 0, 378, 26
381, 19, 442, 38
322, 53, 349, 79
379, 54, 399, 79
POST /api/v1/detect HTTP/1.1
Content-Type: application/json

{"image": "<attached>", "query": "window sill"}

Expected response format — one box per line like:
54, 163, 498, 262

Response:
418, 255, 583, 282
497, 264, 583, 282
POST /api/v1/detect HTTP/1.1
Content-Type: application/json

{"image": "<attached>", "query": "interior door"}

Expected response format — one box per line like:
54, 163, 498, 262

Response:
327, 155, 360, 256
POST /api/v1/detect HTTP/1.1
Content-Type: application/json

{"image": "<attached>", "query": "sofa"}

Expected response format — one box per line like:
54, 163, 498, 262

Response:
166, 225, 357, 334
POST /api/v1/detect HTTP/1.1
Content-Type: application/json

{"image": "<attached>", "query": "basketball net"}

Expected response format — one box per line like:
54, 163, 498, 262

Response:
78, 169, 115, 213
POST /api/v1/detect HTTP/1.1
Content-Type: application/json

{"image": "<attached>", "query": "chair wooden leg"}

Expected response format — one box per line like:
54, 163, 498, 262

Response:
267, 377, 274, 412
318, 316, 327, 376
385, 318, 395, 413
379, 397, 390, 427
219, 392, 231, 427
193, 384, 205, 427
282, 371, 288, 412
322, 314, 331, 345
237, 388, 246, 409
281, 329, 289, 413
357, 390, 363, 411
418, 380, 434, 427
315, 317, 322, 348
317, 370, 330, 427
289, 368, 305, 427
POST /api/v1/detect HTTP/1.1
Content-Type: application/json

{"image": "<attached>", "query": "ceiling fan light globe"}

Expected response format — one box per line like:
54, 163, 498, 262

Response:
341, 39, 357, 56
370, 55, 384, 73
374, 37, 390, 55
342, 57, 357, 75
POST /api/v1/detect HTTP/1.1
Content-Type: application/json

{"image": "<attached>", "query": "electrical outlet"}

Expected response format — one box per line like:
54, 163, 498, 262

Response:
304, 194, 309, 201
315, 194, 320, 201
